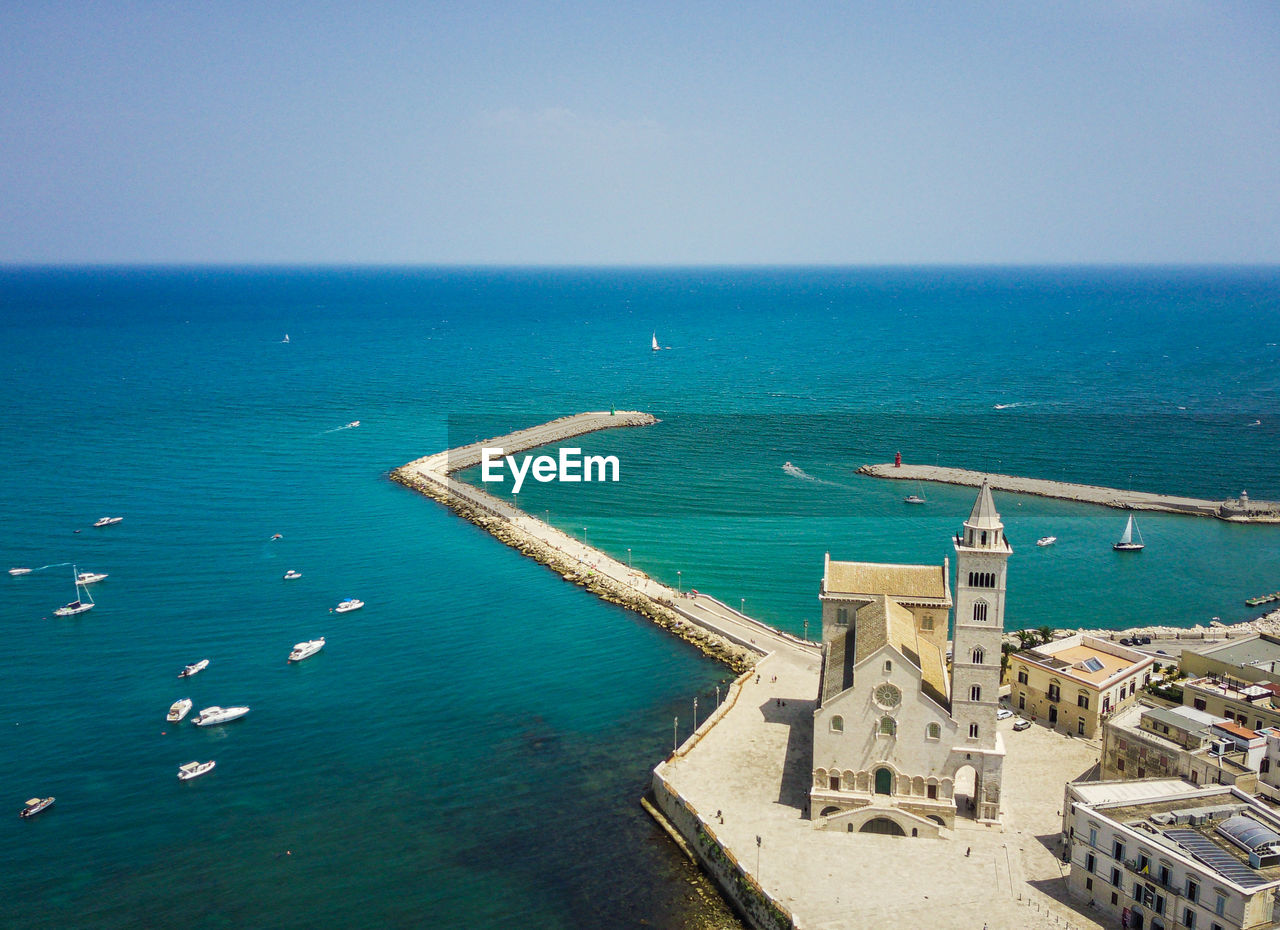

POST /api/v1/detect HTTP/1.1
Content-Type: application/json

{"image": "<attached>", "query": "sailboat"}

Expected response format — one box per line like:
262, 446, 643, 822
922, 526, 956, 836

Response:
282, 334, 290, 344
904, 481, 927, 504
53, 566, 95, 616
651, 332, 660, 352
1113, 514, 1145, 551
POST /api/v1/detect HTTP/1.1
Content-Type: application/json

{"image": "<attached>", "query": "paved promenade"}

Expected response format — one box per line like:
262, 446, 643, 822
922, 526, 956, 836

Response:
660, 654, 1107, 930
859, 462, 1280, 522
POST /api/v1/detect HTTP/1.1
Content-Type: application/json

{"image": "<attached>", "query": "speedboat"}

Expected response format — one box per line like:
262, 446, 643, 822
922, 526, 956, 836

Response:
270, 533, 283, 540
1036, 536, 1057, 547
179, 659, 209, 678
283, 570, 302, 580
53, 566, 95, 616
334, 598, 364, 613
19, 797, 54, 819
167, 698, 193, 722
76, 571, 108, 584
288, 637, 325, 662
904, 494, 926, 504
9, 568, 32, 576
346, 421, 360, 428
192, 706, 249, 727
177, 760, 216, 780
93, 516, 123, 527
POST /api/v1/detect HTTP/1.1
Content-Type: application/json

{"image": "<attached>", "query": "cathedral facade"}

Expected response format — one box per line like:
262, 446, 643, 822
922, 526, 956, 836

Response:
810, 480, 1009, 836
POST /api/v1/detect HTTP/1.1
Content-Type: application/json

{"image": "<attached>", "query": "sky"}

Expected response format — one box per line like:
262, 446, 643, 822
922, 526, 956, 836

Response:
1, 1, 1277, 265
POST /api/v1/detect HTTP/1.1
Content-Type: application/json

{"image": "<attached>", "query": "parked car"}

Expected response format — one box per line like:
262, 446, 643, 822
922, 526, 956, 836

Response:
1120, 638, 1133, 646
1140, 636, 1152, 645
997, 708, 1014, 720
1013, 719, 1032, 731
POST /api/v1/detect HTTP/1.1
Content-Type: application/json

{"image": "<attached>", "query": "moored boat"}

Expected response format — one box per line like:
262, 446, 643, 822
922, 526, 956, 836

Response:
53, 566, 95, 616
289, 637, 325, 662
283, 569, 302, 580
179, 659, 209, 678
1036, 536, 1057, 547
76, 571, 108, 584
167, 698, 193, 722
1113, 514, 1145, 551
904, 494, 926, 504
177, 760, 216, 780
334, 597, 363, 613
192, 706, 249, 727
93, 516, 123, 527
19, 797, 54, 819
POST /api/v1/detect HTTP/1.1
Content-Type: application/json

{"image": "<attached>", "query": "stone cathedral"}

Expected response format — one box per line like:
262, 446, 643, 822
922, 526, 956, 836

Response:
810, 480, 1009, 837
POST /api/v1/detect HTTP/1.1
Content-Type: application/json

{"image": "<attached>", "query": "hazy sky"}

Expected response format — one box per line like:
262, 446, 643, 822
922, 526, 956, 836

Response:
1, 2, 1277, 264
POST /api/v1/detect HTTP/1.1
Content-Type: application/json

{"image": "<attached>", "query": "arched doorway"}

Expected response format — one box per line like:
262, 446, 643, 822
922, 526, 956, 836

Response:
874, 768, 893, 795
953, 764, 977, 818
860, 817, 906, 836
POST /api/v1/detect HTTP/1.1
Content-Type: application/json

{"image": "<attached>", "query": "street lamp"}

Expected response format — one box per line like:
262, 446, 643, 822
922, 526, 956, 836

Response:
715, 685, 720, 706
677, 570, 682, 594
756, 835, 762, 879
583, 527, 588, 545
803, 619, 809, 641
693, 696, 698, 729
673, 716, 678, 752
740, 597, 745, 615
627, 547, 632, 567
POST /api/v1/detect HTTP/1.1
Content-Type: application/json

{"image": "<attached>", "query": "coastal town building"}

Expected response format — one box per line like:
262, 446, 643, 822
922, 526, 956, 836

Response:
1181, 635, 1280, 688
810, 480, 1007, 834
1254, 728, 1280, 803
1183, 676, 1280, 733
1008, 634, 1153, 739
1065, 781, 1280, 930
1100, 702, 1262, 792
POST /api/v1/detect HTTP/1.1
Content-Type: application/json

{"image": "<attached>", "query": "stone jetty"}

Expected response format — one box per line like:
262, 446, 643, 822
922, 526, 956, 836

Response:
392, 412, 816, 673
859, 462, 1280, 523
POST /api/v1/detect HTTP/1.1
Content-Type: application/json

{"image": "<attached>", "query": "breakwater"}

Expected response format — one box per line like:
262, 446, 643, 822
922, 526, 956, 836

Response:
392, 412, 816, 673
858, 463, 1280, 523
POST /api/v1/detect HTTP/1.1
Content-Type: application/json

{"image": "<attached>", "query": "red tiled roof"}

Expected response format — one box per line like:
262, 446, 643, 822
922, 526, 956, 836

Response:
1215, 720, 1260, 740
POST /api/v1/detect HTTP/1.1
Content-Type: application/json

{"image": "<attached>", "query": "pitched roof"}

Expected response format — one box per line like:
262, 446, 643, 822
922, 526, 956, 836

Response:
818, 594, 949, 709
824, 560, 949, 600
965, 478, 1002, 530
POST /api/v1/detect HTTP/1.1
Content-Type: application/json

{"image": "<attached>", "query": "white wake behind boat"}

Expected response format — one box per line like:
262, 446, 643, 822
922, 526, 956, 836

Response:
177, 760, 216, 780
19, 797, 54, 819
289, 637, 325, 662
192, 706, 249, 727
179, 659, 209, 678
334, 598, 363, 613
1036, 536, 1057, 547
1114, 514, 1145, 551
53, 566, 95, 617
167, 698, 193, 722
76, 571, 108, 584
93, 516, 123, 527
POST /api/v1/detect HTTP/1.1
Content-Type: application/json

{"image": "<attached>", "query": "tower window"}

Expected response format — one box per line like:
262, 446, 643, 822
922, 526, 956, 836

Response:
980, 531, 987, 545
971, 647, 985, 665
830, 715, 844, 733
969, 723, 979, 739
972, 601, 988, 622
970, 685, 982, 702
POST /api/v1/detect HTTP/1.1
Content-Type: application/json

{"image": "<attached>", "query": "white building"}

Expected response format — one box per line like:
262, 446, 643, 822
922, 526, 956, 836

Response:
811, 480, 1008, 835
1066, 781, 1280, 930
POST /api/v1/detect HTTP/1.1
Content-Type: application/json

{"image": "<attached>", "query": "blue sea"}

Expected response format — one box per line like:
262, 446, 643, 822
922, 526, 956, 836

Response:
2, 266, 1279, 928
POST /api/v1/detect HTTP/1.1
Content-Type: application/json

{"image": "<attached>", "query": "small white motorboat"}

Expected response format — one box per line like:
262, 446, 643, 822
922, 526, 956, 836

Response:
9, 567, 32, 576
904, 494, 926, 504
53, 566, 95, 616
167, 698, 193, 722
93, 516, 123, 527
19, 796, 54, 819
179, 659, 210, 679
1036, 536, 1057, 547
283, 570, 302, 580
346, 420, 360, 428
334, 598, 364, 613
177, 760, 216, 780
76, 571, 108, 584
288, 637, 325, 662
192, 706, 249, 727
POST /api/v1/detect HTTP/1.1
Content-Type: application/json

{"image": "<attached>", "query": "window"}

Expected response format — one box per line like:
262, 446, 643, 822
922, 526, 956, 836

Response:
1186, 879, 1198, 903
1262, 758, 1271, 774
830, 715, 844, 733
1048, 682, 1061, 702
1159, 865, 1170, 887
829, 775, 840, 790
874, 684, 901, 708
970, 685, 982, 702
1114, 840, 1125, 860
1018, 694, 1026, 710
967, 571, 997, 588
1117, 758, 1125, 772
1111, 867, 1121, 887
921, 614, 934, 631
1088, 826, 1097, 846
927, 784, 937, 799
1017, 668, 1028, 685
1111, 892, 1118, 906
836, 607, 848, 625
969, 723, 979, 739
972, 646, 985, 664
973, 601, 988, 622
1216, 893, 1226, 916
883, 660, 893, 673
1077, 692, 1090, 708
1078, 718, 1086, 735
1183, 908, 1195, 928
878, 716, 896, 736
925, 723, 941, 740
1085, 853, 1096, 873
1085, 877, 1093, 891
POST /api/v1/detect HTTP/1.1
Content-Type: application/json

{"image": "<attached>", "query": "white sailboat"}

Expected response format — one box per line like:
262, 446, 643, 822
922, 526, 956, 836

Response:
1113, 514, 1145, 551
651, 332, 660, 351
53, 566, 95, 616
904, 480, 927, 504
282, 334, 290, 344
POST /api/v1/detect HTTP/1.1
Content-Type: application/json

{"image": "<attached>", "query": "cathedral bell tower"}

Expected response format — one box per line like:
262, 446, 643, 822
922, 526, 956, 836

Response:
951, 479, 1010, 754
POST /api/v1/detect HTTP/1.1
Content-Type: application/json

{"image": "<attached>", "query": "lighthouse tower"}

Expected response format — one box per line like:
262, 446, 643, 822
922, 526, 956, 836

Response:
949, 479, 1011, 822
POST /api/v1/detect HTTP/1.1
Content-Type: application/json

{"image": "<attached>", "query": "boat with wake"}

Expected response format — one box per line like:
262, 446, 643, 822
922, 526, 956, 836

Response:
192, 706, 249, 727
1036, 536, 1057, 547
179, 659, 209, 678
19, 797, 54, 819
9, 567, 32, 576
167, 698, 193, 722
177, 761, 216, 780
93, 516, 123, 527
288, 637, 325, 662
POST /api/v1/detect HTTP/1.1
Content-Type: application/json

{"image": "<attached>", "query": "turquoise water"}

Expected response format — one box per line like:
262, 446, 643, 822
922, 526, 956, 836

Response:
2, 266, 1278, 927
